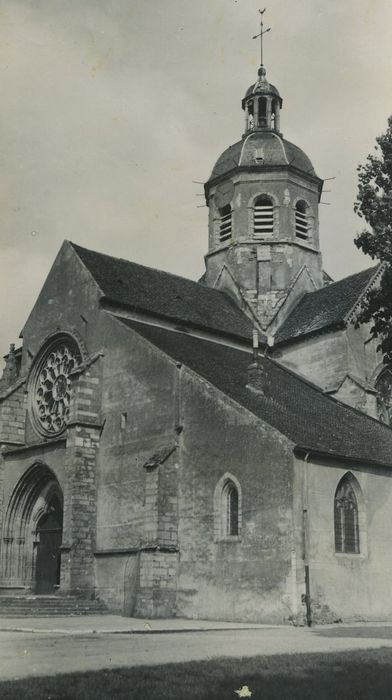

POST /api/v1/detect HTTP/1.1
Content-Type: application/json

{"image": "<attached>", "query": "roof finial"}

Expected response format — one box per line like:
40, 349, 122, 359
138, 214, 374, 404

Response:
252, 8, 271, 70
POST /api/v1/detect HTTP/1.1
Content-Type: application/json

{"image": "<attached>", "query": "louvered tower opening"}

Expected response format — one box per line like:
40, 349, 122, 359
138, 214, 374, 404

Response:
219, 205, 232, 242
295, 200, 309, 240
254, 195, 274, 236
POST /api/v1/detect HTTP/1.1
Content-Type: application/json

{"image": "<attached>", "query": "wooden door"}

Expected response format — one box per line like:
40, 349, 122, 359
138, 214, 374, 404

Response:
35, 499, 63, 594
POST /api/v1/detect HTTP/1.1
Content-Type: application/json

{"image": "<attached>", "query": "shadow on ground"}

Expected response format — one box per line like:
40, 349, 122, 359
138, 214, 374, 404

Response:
2, 648, 392, 699
315, 626, 392, 639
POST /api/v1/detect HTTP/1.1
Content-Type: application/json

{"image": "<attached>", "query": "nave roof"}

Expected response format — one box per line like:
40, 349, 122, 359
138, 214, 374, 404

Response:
275, 266, 380, 345
71, 242, 257, 344
117, 317, 392, 469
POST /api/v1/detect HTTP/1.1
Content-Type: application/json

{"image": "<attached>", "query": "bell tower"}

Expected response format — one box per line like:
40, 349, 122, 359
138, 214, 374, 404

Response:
203, 11, 324, 330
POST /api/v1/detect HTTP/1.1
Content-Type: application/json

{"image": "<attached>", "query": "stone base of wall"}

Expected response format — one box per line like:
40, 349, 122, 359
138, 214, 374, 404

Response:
134, 550, 178, 618
95, 552, 140, 615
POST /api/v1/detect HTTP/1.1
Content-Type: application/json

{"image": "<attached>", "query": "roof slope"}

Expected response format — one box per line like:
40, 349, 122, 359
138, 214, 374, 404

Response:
276, 266, 378, 344
70, 242, 254, 342
118, 318, 392, 468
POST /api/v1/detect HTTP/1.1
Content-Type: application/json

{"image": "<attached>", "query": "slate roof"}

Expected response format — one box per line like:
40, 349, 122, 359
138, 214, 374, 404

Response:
275, 266, 379, 345
207, 133, 318, 183
117, 318, 392, 468
71, 242, 256, 343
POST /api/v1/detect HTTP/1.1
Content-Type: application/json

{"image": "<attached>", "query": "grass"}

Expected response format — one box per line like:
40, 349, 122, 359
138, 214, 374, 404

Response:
2, 647, 392, 699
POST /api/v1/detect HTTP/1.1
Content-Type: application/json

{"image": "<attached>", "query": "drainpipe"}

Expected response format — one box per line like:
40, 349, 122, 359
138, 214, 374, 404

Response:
303, 452, 312, 627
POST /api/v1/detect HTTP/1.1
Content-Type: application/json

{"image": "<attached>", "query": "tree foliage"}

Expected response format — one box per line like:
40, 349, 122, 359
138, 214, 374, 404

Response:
354, 114, 392, 362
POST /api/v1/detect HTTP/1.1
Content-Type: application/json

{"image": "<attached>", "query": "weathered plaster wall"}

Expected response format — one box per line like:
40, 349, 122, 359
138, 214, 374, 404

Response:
96, 316, 177, 548
294, 455, 392, 622
276, 322, 382, 416
276, 330, 348, 388
92, 317, 301, 622
93, 316, 179, 615
176, 368, 298, 623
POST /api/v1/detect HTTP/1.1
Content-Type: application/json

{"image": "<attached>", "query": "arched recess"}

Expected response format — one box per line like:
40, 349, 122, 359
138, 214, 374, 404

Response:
334, 472, 366, 556
1, 463, 63, 593
213, 472, 242, 541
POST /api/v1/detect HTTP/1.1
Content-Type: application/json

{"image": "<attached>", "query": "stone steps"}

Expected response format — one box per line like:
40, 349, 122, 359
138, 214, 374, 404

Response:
0, 595, 109, 616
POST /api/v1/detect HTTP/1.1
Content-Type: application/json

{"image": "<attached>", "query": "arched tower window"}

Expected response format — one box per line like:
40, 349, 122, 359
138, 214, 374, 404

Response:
295, 200, 310, 240
375, 369, 392, 425
254, 195, 274, 236
219, 205, 232, 243
334, 475, 360, 554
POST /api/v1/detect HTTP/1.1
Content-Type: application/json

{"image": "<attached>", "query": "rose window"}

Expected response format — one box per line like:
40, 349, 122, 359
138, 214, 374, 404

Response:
32, 340, 81, 436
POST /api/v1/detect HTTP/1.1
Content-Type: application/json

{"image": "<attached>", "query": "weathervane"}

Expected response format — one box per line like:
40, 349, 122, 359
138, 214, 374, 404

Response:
252, 8, 271, 67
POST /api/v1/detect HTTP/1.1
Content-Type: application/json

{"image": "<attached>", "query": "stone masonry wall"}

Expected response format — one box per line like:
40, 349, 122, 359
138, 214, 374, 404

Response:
0, 381, 26, 446
61, 423, 100, 596
61, 358, 103, 597
135, 550, 178, 618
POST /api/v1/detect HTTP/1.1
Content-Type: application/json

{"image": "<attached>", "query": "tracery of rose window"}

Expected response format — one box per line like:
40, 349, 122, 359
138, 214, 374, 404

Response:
375, 370, 392, 425
32, 340, 81, 436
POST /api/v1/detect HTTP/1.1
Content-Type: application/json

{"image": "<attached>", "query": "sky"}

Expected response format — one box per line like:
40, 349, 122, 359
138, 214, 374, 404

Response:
1, 0, 392, 362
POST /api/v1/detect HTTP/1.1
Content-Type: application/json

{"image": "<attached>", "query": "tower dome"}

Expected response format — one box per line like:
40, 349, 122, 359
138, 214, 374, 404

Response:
202, 12, 325, 330
208, 132, 318, 185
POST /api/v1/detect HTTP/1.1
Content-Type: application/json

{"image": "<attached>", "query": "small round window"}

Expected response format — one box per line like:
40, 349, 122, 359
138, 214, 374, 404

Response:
30, 336, 81, 436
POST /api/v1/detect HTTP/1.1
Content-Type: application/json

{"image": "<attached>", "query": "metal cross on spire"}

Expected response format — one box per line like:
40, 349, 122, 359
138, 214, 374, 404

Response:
252, 8, 271, 67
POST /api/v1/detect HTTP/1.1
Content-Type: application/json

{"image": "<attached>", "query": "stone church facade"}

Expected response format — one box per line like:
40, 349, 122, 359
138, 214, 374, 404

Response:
1, 54, 392, 624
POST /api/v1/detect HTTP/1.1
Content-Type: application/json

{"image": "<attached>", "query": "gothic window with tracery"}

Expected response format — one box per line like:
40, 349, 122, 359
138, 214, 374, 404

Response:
334, 475, 360, 554
31, 337, 81, 436
375, 369, 392, 425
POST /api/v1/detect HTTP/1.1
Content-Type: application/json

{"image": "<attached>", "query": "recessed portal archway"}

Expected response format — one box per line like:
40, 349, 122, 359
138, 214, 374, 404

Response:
1, 463, 63, 594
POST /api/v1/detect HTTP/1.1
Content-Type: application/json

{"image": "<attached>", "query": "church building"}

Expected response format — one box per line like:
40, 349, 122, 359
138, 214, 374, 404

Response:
1, 26, 392, 624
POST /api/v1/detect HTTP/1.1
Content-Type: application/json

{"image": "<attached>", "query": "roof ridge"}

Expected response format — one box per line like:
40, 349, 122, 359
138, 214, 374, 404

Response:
270, 132, 289, 165
69, 241, 237, 301
308, 265, 378, 295
344, 263, 384, 324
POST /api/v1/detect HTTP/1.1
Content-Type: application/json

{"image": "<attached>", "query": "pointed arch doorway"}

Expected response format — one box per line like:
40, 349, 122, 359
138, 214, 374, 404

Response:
35, 493, 63, 593
2, 464, 64, 594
